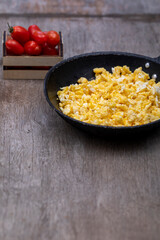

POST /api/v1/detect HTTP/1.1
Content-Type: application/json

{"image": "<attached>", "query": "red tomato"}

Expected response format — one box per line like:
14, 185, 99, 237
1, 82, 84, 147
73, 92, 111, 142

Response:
28, 25, 41, 39
42, 42, 58, 55
32, 30, 47, 45
5, 39, 24, 55
24, 41, 42, 55
8, 23, 30, 44
6, 48, 13, 55
47, 31, 60, 47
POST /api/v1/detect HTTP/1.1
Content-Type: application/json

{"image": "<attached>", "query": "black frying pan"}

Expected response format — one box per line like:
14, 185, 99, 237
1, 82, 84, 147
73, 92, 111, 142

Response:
44, 52, 160, 136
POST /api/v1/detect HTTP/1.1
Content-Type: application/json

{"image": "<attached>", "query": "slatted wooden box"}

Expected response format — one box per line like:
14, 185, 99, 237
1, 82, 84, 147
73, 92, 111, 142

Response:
2, 31, 63, 79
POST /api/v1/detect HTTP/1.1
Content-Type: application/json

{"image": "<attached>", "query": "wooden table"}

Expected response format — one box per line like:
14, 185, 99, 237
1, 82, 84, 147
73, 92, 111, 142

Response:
1, 1, 160, 239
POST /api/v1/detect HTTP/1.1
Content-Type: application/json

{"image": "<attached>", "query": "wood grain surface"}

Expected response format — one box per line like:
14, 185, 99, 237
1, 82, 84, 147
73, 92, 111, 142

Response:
1, 2, 160, 240
1, 0, 160, 15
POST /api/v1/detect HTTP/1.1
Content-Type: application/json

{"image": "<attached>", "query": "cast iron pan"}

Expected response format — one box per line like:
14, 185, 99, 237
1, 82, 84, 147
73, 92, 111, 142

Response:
44, 52, 160, 137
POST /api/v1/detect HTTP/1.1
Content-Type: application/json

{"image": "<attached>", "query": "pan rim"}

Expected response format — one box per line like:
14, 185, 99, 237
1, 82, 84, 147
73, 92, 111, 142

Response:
44, 51, 160, 130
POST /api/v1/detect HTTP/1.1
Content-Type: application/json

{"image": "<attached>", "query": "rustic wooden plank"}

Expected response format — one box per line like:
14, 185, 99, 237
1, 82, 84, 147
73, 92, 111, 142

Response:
0, 0, 160, 15
3, 56, 63, 66
3, 70, 48, 80
0, 16, 160, 240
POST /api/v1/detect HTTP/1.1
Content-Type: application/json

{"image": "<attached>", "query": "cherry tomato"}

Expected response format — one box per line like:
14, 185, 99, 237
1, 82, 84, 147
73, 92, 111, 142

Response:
5, 39, 24, 55
32, 30, 47, 45
8, 23, 30, 44
6, 48, 13, 55
24, 41, 42, 55
28, 25, 41, 39
47, 30, 60, 47
42, 42, 58, 55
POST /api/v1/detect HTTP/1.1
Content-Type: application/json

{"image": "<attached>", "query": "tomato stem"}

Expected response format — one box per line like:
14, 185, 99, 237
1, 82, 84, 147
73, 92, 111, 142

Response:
7, 22, 14, 33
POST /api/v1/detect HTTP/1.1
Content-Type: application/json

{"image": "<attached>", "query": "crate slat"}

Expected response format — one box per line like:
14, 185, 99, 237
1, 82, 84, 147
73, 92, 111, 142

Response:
3, 55, 63, 66
3, 70, 48, 80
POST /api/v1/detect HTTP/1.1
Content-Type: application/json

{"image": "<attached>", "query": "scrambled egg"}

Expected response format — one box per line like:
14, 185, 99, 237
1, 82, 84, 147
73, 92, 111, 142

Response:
57, 66, 160, 126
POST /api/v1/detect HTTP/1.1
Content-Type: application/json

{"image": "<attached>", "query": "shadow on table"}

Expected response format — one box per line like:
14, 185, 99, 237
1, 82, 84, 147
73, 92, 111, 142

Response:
63, 123, 160, 150
44, 110, 160, 151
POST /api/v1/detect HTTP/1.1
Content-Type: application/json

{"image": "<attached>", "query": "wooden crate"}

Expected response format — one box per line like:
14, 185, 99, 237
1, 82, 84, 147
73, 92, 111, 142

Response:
2, 31, 63, 79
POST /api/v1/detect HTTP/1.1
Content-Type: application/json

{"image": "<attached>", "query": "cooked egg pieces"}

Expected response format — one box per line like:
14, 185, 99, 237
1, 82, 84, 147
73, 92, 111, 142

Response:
57, 66, 160, 126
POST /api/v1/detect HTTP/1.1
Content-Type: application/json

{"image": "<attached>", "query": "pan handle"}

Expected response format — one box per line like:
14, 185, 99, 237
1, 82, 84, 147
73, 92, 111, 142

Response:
153, 56, 160, 63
